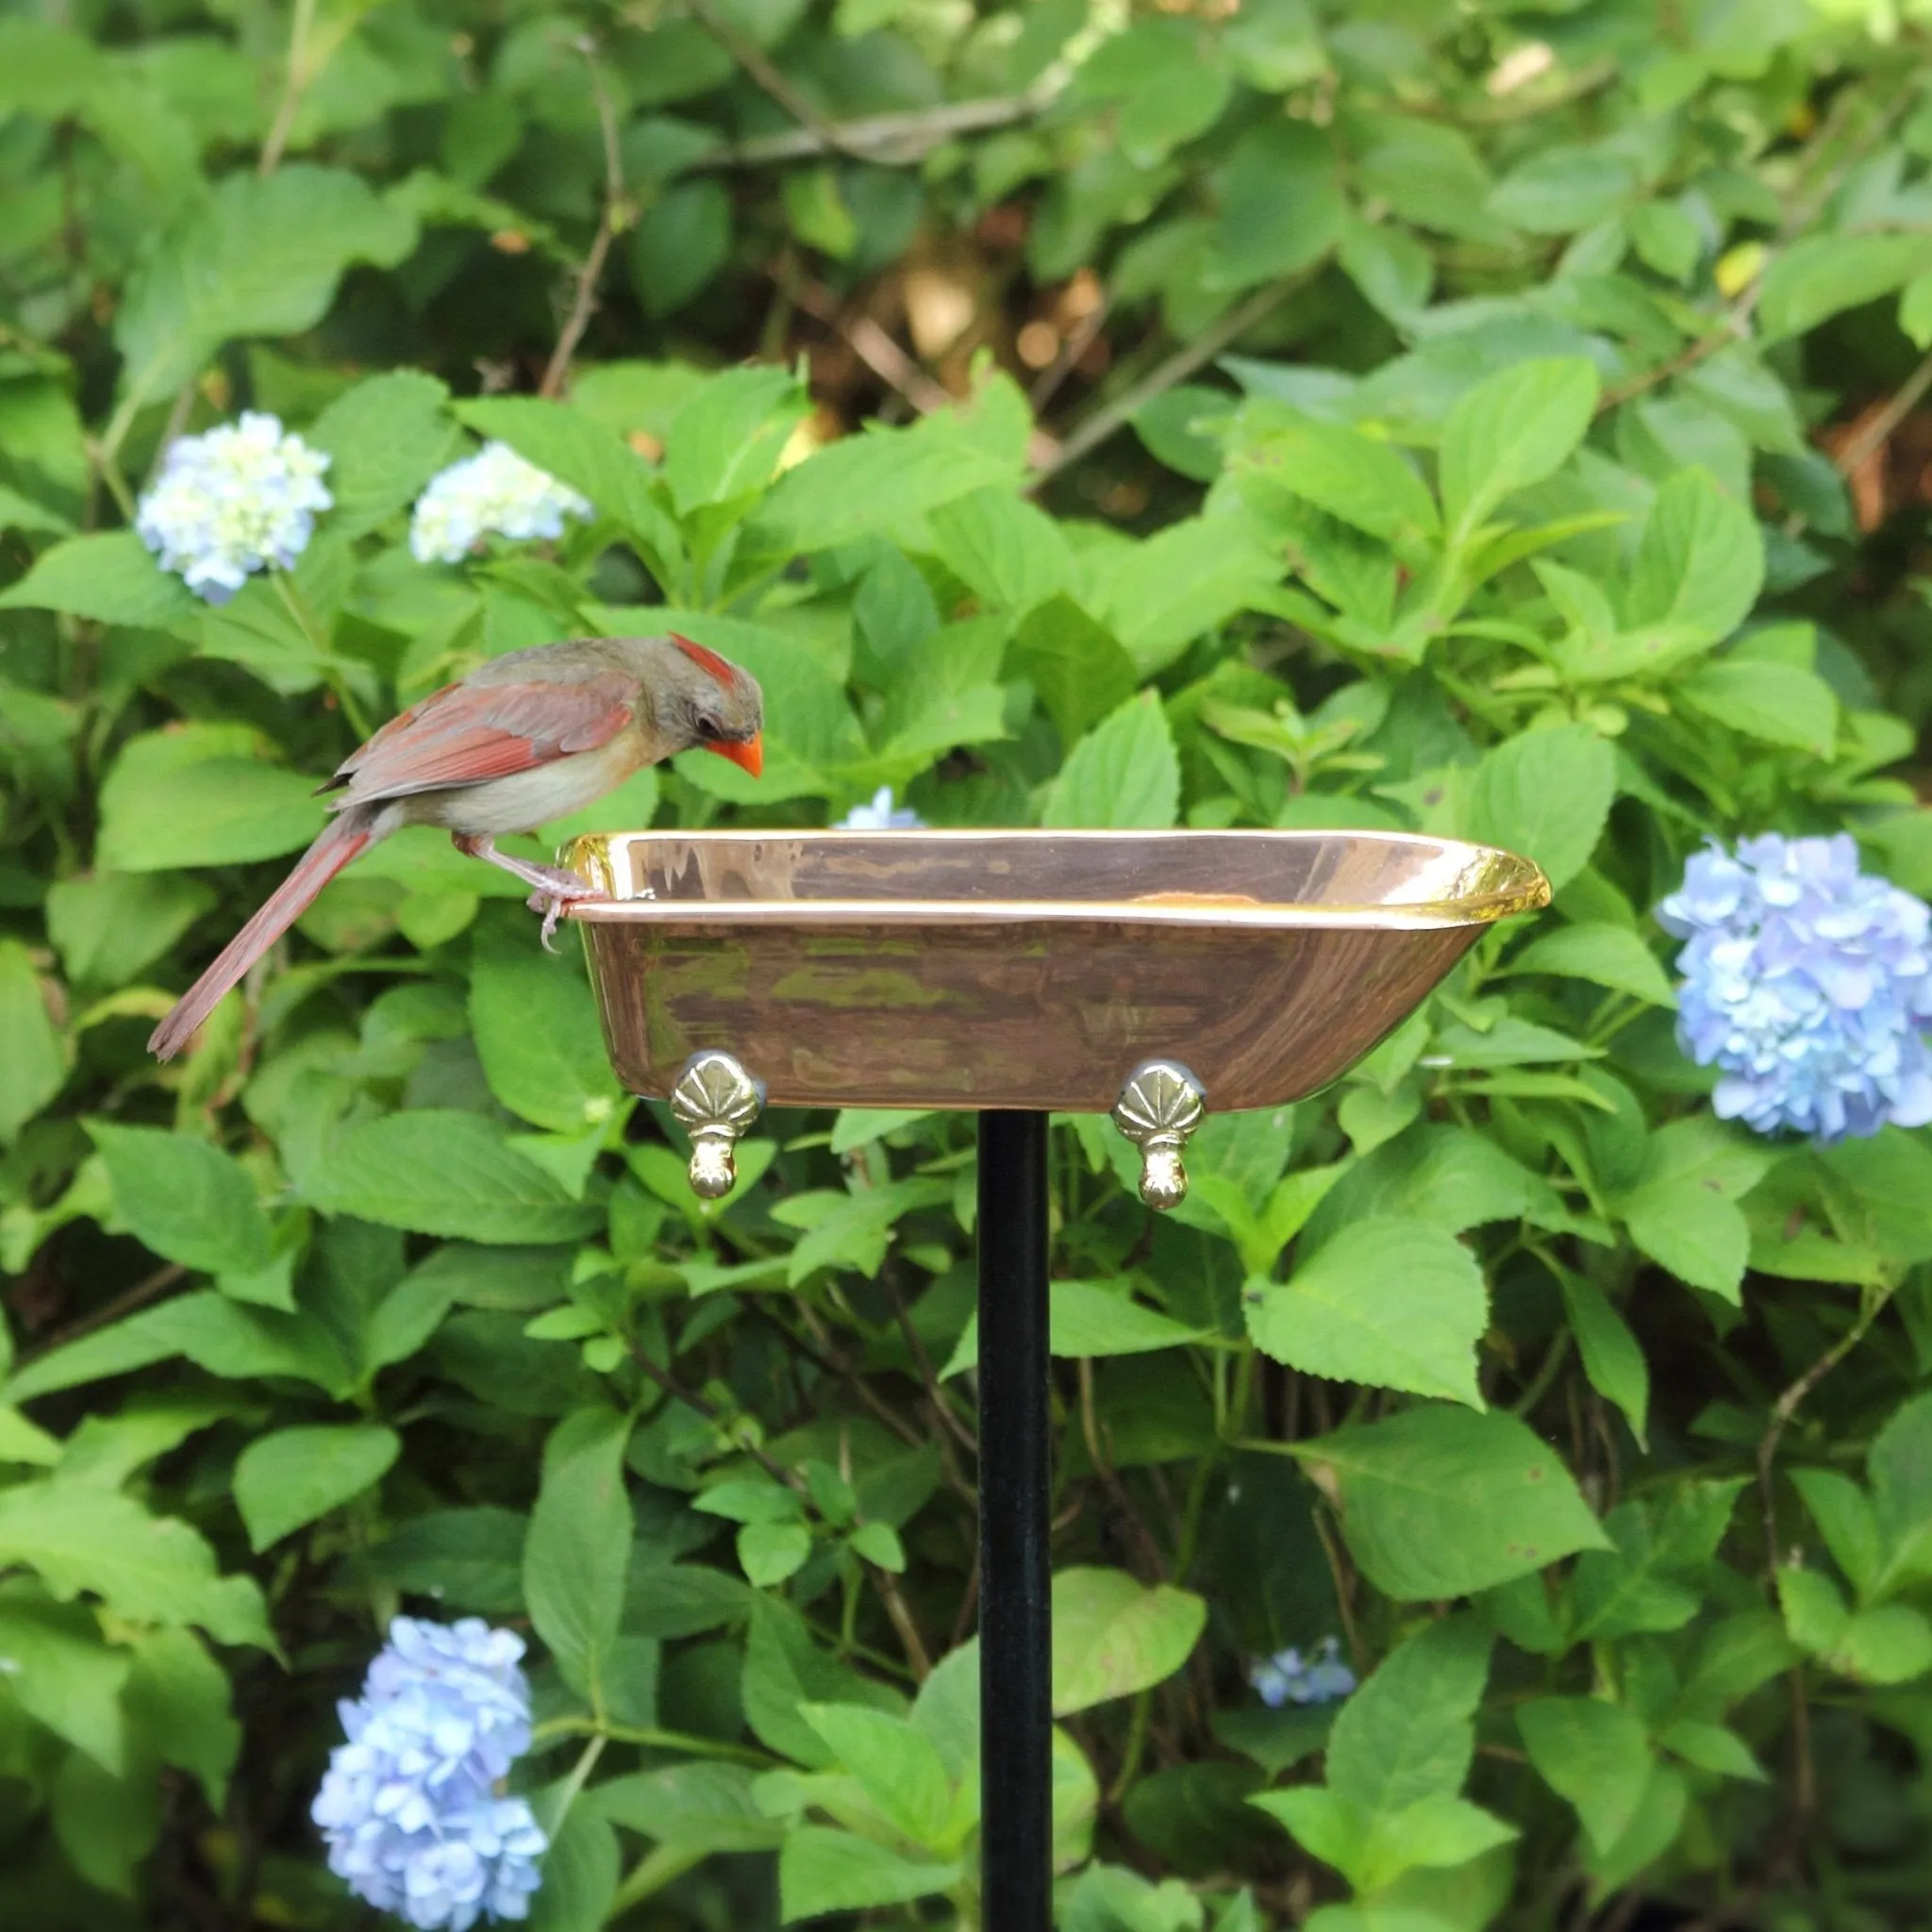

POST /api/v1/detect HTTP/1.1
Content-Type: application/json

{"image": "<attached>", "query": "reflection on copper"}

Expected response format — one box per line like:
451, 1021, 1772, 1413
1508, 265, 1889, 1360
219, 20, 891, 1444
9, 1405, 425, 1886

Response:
564, 830, 1550, 1114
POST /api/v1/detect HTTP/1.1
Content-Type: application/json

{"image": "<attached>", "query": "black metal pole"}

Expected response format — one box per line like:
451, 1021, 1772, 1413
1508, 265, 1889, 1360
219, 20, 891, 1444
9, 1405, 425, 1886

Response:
976, 1108, 1052, 1931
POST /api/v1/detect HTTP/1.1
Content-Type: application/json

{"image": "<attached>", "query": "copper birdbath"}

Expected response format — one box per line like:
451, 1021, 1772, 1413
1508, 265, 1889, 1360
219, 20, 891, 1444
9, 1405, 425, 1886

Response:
561, 825, 1548, 1930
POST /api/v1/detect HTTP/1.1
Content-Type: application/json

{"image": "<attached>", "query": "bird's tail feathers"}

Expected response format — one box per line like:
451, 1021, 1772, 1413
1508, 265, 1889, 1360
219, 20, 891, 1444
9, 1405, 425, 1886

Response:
148, 812, 375, 1061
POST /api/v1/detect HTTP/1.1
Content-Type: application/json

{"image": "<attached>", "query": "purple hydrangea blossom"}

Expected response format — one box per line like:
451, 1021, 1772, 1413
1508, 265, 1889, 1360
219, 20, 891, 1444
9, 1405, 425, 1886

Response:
312, 1618, 547, 1929
1250, 1636, 1356, 1707
1657, 833, 1932, 1142
835, 786, 924, 830
135, 411, 332, 602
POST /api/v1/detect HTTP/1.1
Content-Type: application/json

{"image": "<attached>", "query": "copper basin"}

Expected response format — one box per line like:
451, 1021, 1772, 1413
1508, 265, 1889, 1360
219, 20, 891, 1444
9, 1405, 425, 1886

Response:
562, 830, 1549, 1113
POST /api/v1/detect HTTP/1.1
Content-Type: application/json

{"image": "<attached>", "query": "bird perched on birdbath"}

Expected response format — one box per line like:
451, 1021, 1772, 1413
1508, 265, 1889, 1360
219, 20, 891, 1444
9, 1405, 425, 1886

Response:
148, 632, 763, 1060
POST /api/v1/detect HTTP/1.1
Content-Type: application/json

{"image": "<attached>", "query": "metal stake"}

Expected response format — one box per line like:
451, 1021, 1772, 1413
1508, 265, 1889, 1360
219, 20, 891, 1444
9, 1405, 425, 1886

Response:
976, 1109, 1052, 1931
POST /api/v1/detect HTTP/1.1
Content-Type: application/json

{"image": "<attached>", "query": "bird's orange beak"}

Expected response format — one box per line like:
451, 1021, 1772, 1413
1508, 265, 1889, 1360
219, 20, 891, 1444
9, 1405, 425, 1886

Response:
706, 731, 763, 778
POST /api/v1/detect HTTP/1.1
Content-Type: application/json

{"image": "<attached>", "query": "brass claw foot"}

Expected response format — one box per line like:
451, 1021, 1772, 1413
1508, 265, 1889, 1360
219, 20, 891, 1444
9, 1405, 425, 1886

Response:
1110, 1060, 1207, 1211
669, 1051, 765, 1200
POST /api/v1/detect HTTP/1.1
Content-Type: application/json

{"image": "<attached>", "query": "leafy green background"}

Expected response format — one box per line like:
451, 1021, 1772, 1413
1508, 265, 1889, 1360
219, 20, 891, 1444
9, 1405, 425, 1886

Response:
4, 0, 1932, 1927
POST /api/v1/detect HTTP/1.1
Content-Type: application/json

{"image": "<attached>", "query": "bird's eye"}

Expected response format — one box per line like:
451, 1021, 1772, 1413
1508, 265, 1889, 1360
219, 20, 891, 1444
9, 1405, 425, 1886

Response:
694, 715, 722, 740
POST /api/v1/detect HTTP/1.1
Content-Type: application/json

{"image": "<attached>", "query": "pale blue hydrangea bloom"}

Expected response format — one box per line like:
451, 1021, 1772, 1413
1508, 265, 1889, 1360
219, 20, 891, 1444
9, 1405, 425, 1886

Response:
1657, 833, 1932, 1142
135, 410, 332, 602
1250, 1636, 1356, 1707
410, 441, 592, 563
312, 1617, 547, 1930
836, 786, 924, 830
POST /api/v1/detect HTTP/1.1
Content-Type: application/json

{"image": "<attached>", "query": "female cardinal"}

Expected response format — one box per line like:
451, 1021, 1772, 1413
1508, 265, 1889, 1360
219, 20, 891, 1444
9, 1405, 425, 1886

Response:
147, 633, 763, 1061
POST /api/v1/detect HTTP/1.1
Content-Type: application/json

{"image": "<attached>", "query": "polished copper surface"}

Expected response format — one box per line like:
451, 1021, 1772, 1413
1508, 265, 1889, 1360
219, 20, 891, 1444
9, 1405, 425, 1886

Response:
563, 830, 1549, 1113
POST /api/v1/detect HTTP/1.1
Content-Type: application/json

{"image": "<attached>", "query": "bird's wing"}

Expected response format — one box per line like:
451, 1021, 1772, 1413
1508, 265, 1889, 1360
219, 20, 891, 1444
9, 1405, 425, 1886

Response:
325, 672, 640, 806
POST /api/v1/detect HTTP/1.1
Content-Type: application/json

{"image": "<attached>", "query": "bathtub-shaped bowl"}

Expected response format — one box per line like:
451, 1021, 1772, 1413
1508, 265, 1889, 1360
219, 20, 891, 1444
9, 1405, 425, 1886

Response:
562, 829, 1548, 1114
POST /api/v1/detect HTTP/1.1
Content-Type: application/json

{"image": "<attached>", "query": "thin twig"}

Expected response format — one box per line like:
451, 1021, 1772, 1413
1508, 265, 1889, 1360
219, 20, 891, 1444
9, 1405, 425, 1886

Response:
885, 1274, 977, 1452
784, 275, 953, 416
1756, 1281, 1897, 1580
18, 1262, 185, 1363
681, 87, 1059, 173
541, 41, 627, 400
618, 1330, 799, 1491
867, 1562, 933, 1678
1028, 290, 1113, 413
686, 0, 875, 163
1030, 273, 1316, 484
1831, 344, 1932, 480
258, 0, 317, 177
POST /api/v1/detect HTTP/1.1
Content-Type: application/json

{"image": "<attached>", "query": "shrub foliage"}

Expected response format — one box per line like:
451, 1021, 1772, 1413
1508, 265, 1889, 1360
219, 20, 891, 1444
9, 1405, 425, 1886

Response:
4, 1, 1932, 1927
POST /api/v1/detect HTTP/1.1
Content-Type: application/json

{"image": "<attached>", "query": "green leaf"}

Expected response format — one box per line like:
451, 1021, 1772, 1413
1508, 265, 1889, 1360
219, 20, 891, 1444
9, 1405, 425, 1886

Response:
1206, 121, 1343, 291
359, 1508, 528, 1615
942, 1281, 1205, 1377
1657, 1719, 1766, 1783
1571, 1485, 1743, 1641
1464, 724, 1615, 892
1505, 924, 1674, 1006
305, 1111, 604, 1244
1441, 358, 1600, 542
525, 1407, 633, 1704
1042, 691, 1179, 829
1233, 412, 1439, 547
738, 1522, 811, 1587
1556, 1270, 1650, 1446
751, 391, 1025, 554
87, 1122, 272, 1278
1757, 231, 1932, 342
1790, 1469, 1881, 1601
232, 1424, 400, 1552
1327, 1615, 1491, 1815
0, 941, 65, 1143
1831, 1604, 1932, 1686
0, 531, 195, 625
470, 920, 622, 1133
1870, 1392, 1932, 1593
778, 1826, 960, 1923
1295, 1406, 1607, 1600
1623, 470, 1764, 648
528, 1806, 620, 1932
0, 1591, 130, 1772
96, 725, 325, 872
660, 365, 807, 515
1051, 1567, 1207, 1715
1005, 596, 1141, 747
1517, 1696, 1652, 1854
1245, 1216, 1488, 1407
929, 485, 1076, 613
741, 1596, 906, 1768
1622, 1179, 1748, 1302
0, 1484, 272, 1648
308, 371, 460, 541
115, 165, 417, 408
802, 1704, 957, 1849
1680, 660, 1839, 758
1093, 515, 1279, 675
46, 872, 214, 991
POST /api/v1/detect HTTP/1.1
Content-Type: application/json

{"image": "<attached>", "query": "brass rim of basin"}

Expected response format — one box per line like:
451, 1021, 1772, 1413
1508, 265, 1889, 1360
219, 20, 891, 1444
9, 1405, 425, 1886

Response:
561, 828, 1551, 931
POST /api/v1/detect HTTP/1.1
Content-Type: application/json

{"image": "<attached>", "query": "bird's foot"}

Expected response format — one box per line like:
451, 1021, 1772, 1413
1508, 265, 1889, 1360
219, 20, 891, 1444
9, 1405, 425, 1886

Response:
524, 873, 599, 953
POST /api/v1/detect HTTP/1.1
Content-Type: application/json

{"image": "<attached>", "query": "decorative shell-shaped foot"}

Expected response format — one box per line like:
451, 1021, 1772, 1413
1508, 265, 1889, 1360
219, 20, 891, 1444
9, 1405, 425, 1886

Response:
669, 1051, 765, 1200
1110, 1060, 1207, 1212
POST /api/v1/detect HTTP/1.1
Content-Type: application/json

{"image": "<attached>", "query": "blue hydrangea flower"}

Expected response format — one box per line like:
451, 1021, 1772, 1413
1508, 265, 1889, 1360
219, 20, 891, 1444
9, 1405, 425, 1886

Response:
135, 410, 332, 602
410, 441, 592, 563
1249, 1636, 1356, 1707
1657, 833, 1932, 1142
313, 1617, 547, 1929
835, 786, 924, 830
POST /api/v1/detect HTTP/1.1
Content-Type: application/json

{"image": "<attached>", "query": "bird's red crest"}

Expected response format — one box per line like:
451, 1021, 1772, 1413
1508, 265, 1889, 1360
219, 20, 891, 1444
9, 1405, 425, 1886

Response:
672, 633, 738, 690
